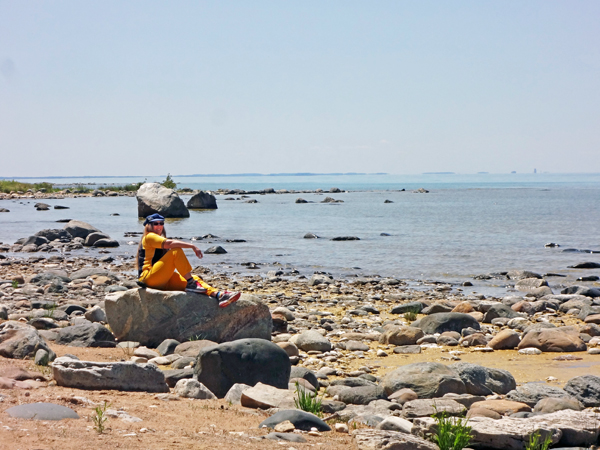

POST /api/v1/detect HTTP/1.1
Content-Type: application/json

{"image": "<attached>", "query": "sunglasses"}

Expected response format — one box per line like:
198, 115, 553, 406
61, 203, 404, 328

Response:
151, 222, 165, 226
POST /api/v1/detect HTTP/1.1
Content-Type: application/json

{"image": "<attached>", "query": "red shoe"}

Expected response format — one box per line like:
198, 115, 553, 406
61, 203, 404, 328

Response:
218, 291, 241, 308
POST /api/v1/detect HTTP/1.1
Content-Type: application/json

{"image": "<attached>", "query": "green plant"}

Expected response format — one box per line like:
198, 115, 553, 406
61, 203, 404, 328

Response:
161, 173, 177, 190
11, 280, 18, 288
44, 303, 56, 319
92, 401, 110, 434
430, 407, 472, 450
525, 430, 552, 450
294, 382, 323, 417
404, 311, 417, 322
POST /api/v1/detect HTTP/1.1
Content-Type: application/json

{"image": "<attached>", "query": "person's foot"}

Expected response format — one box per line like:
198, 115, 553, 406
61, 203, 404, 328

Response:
217, 291, 241, 308
185, 278, 208, 294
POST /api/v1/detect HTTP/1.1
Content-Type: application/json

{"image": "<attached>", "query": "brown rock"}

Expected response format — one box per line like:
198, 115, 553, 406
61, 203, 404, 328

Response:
467, 406, 502, 419
460, 333, 487, 347
379, 326, 424, 346
579, 323, 600, 337
488, 329, 521, 350
277, 341, 299, 357
584, 314, 600, 325
468, 311, 484, 322
470, 399, 531, 415
388, 388, 418, 405
0, 377, 32, 390
511, 301, 535, 315
452, 302, 474, 313
173, 340, 218, 358
518, 327, 587, 352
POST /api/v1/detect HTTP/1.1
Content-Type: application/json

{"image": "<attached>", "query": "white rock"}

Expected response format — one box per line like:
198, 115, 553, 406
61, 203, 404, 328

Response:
518, 347, 542, 355
335, 423, 349, 433
174, 379, 217, 400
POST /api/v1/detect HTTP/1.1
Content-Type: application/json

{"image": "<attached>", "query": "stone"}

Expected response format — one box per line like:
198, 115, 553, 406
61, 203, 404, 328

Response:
163, 369, 194, 387
273, 420, 295, 433
84, 305, 107, 323
277, 341, 299, 357
105, 288, 271, 346
412, 312, 480, 334
468, 407, 502, 419
52, 356, 169, 392
35, 228, 71, 241
259, 409, 331, 432
134, 346, 160, 359
194, 338, 290, 398
157, 339, 180, 356
515, 278, 549, 292
63, 220, 101, 239
289, 330, 332, 352
264, 432, 307, 443
470, 399, 531, 415
382, 362, 466, 398
6, 403, 80, 420
390, 301, 424, 315
518, 327, 587, 352
224, 383, 252, 405
290, 367, 319, 390
69, 268, 109, 280
187, 191, 218, 209
240, 382, 296, 409
533, 396, 584, 413
94, 238, 119, 248
483, 303, 521, 323
378, 325, 424, 345
35, 349, 50, 366
136, 182, 189, 218
376, 416, 413, 433
205, 245, 227, 254
353, 429, 438, 450
83, 232, 111, 246
388, 388, 418, 405
488, 329, 521, 350
564, 375, 600, 407
174, 379, 217, 399
55, 323, 115, 347
0, 377, 32, 389
173, 340, 218, 358
506, 382, 573, 407
0, 321, 54, 359
402, 398, 466, 418
337, 385, 386, 405
450, 363, 516, 395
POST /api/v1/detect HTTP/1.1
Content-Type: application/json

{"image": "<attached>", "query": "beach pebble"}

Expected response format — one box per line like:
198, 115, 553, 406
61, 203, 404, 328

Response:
518, 347, 542, 355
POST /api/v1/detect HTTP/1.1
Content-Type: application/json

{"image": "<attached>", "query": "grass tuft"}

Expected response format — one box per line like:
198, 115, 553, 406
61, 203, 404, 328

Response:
525, 429, 552, 450
294, 381, 323, 417
430, 405, 472, 450
92, 401, 110, 434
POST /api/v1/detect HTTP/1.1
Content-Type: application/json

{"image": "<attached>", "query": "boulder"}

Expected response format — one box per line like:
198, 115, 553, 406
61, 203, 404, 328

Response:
194, 338, 291, 398
6, 403, 80, 420
240, 382, 296, 409
488, 329, 521, 350
506, 382, 573, 407
337, 385, 386, 405
353, 429, 438, 450
93, 238, 119, 248
105, 288, 271, 347
382, 362, 466, 398
390, 301, 424, 315
224, 383, 252, 405
174, 340, 218, 358
518, 327, 587, 352
412, 313, 480, 334
157, 339, 180, 356
533, 397, 584, 413
259, 410, 331, 432
378, 326, 424, 346
470, 399, 532, 415
450, 363, 516, 395
83, 232, 111, 246
52, 356, 169, 392
483, 304, 521, 323
174, 379, 217, 399
63, 220, 101, 239
289, 367, 319, 390
0, 321, 55, 359
515, 278, 549, 292
289, 330, 332, 352
187, 191, 218, 209
564, 375, 600, 407
402, 398, 466, 418
54, 323, 116, 347
35, 229, 71, 241
136, 182, 189, 218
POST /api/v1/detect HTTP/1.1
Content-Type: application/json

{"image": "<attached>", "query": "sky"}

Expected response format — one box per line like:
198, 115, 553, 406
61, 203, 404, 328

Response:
0, 1, 599, 177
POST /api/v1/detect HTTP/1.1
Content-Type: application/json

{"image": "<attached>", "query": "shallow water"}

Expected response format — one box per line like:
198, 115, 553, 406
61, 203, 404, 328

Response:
1, 174, 599, 293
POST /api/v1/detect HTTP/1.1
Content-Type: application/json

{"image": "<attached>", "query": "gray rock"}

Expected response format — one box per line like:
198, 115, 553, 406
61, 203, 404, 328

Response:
450, 363, 516, 395
83, 232, 110, 246
330, 377, 376, 388
163, 368, 194, 388
338, 385, 386, 405
84, 306, 107, 323
259, 409, 331, 432
23, 235, 49, 246
402, 398, 466, 418
205, 246, 227, 254
353, 429, 438, 450
412, 313, 480, 334
483, 304, 521, 323
55, 323, 115, 347
136, 182, 189, 218
561, 286, 600, 297
6, 403, 80, 420
390, 301, 424, 315
224, 383, 252, 405
264, 432, 307, 443
382, 362, 466, 398
94, 238, 119, 248
289, 367, 319, 390
171, 356, 194, 369
174, 340, 217, 358
157, 339, 180, 356
241, 382, 296, 409
564, 375, 600, 407
290, 330, 332, 352
63, 220, 101, 239
194, 338, 290, 398
69, 268, 109, 280
34, 349, 50, 366
105, 288, 271, 347
378, 325, 424, 345
187, 191, 218, 209
393, 345, 422, 354
52, 356, 169, 392
506, 382, 573, 407
174, 379, 217, 399
375, 416, 414, 433
35, 228, 71, 241
534, 396, 584, 413
0, 321, 55, 359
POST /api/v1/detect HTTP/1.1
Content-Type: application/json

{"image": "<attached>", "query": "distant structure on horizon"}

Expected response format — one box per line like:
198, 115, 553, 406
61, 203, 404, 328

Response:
534, 168, 537, 174
511, 171, 516, 174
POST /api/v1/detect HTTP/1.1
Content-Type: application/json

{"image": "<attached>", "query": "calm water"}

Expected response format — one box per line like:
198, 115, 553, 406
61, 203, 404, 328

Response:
1, 174, 599, 292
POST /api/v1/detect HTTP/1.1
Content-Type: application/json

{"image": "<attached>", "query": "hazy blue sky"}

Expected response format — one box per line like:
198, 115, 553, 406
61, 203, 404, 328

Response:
1, 1, 599, 177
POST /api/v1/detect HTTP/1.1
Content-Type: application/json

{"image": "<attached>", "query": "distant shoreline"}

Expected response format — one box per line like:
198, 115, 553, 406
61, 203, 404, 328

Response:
0, 172, 388, 180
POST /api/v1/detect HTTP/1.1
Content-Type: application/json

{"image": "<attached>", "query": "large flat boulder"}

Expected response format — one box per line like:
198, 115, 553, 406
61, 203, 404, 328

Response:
518, 326, 587, 352
194, 338, 291, 398
564, 375, 600, 407
52, 356, 169, 392
450, 363, 516, 395
105, 288, 272, 347
62, 220, 101, 239
353, 429, 438, 450
382, 362, 466, 398
0, 321, 55, 359
136, 182, 189, 218
55, 323, 116, 347
412, 312, 480, 334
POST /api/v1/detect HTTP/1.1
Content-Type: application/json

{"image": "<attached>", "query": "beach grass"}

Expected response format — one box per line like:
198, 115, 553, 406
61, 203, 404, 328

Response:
0, 179, 57, 193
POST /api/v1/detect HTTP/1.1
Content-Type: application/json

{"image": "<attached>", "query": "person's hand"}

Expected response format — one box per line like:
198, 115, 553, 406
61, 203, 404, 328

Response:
193, 246, 203, 259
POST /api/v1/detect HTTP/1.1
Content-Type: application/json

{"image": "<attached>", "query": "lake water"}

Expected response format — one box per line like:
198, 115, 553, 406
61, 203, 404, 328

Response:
1, 173, 599, 294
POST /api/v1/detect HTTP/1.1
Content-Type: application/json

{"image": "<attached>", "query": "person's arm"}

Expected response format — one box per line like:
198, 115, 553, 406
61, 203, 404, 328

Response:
163, 239, 203, 258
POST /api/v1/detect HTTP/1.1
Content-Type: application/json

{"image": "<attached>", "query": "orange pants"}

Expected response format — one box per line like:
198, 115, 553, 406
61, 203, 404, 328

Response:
139, 248, 217, 295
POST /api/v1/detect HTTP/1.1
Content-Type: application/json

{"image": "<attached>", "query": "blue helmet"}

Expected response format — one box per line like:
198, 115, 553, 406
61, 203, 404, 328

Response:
143, 213, 165, 225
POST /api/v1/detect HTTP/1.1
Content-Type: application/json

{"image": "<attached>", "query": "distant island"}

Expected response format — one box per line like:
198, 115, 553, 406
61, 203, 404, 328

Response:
422, 172, 455, 175
4, 172, 388, 180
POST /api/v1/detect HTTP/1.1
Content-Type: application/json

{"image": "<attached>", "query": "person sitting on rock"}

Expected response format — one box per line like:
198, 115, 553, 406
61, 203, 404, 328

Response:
136, 213, 240, 307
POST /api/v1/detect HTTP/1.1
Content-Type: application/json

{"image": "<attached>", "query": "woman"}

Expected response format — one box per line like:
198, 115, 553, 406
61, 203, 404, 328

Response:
136, 213, 240, 308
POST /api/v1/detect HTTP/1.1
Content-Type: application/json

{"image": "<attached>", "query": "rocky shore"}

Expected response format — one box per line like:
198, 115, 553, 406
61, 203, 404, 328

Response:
1, 200, 600, 449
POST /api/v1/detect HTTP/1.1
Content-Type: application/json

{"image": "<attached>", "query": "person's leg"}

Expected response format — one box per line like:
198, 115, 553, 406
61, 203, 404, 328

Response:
192, 276, 219, 296
140, 251, 179, 290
